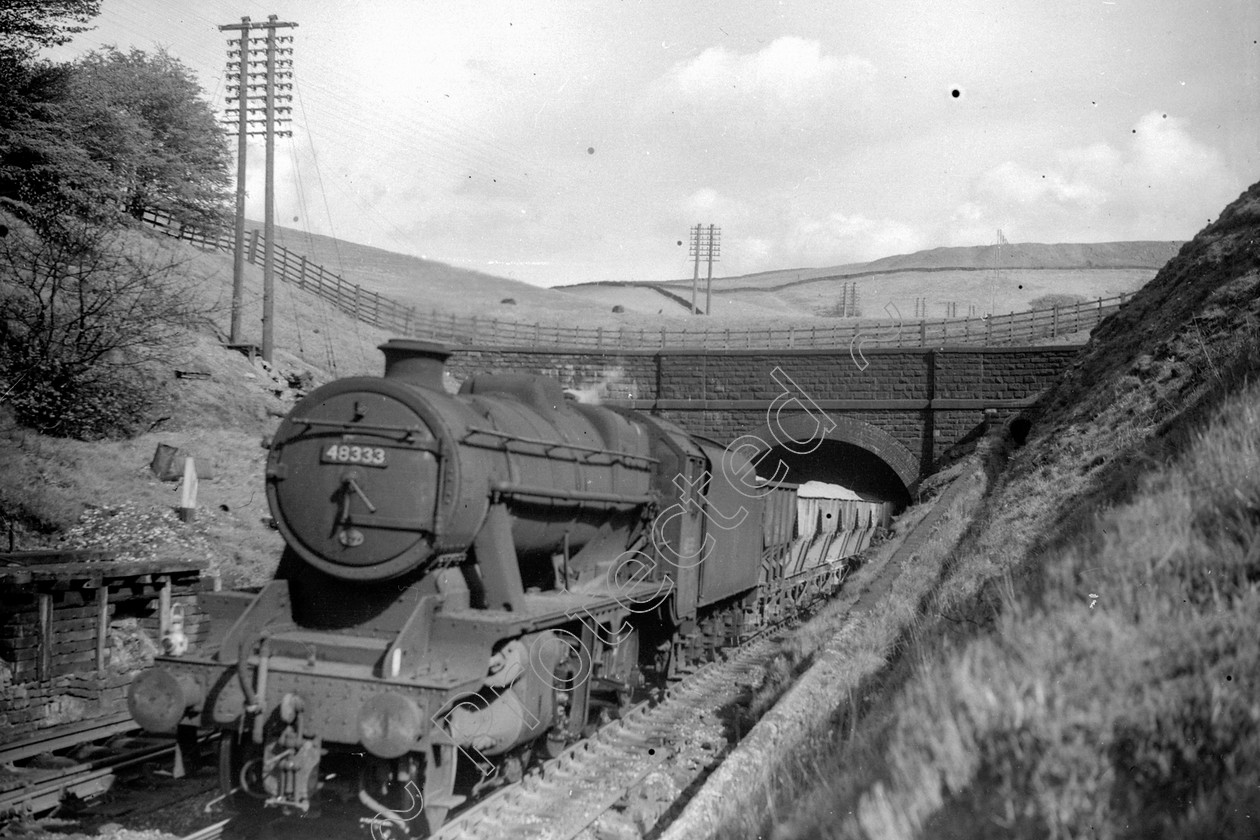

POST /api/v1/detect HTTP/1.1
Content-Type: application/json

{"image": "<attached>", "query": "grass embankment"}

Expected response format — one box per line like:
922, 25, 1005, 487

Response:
691, 181, 1260, 840
658, 450, 998, 840
0, 225, 390, 586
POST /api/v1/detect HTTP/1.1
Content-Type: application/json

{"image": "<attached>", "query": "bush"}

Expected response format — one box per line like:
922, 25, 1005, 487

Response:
1029, 293, 1088, 310
0, 216, 203, 439
4, 361, 161, 439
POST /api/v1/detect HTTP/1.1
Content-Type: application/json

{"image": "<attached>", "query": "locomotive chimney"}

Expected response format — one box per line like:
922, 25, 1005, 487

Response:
379, 339, 451, 390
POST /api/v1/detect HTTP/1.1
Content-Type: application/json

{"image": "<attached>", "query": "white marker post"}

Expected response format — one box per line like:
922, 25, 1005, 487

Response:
178, 457, 198, 523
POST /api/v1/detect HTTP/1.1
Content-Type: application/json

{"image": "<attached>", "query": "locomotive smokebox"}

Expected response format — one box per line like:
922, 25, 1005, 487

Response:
380, 339, 450, 391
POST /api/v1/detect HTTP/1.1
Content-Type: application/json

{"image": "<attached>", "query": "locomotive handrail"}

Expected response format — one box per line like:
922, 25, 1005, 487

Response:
489, 481, 656, 506
342, 512, 433, 531
287, 416, 436, 442
461, 426, 660, 466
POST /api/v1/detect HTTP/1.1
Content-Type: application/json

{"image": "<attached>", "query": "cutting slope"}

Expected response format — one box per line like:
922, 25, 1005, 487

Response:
664, 182, 1260, 839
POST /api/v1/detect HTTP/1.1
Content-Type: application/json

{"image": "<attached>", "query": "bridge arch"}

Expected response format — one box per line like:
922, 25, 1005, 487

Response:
738, 414, 919, 507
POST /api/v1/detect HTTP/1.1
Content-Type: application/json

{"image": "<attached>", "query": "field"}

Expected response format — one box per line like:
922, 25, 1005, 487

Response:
259, 221, 1177, 327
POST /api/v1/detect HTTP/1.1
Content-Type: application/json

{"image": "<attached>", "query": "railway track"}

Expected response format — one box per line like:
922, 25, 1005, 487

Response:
429, 631, 786, 840
0, 717, 188, 821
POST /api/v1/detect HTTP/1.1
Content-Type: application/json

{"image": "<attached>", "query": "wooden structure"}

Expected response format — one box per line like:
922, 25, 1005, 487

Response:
0, 551, 209, 748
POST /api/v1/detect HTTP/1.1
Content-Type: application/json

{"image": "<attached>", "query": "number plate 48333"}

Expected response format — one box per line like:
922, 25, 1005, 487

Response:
321, 443, 387, 467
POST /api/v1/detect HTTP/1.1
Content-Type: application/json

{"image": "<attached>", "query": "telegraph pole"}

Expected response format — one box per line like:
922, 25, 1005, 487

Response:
689, 223, 702, 314
703, 224, 720, 316
220, 14, 297, 362
687, 223, 720, 315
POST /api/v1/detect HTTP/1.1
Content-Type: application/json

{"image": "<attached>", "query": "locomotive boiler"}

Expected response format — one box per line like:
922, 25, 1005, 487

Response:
126, 340, 889, 834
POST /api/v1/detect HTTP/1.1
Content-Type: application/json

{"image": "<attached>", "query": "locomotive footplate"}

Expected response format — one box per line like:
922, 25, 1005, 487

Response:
131, 580, 671, 742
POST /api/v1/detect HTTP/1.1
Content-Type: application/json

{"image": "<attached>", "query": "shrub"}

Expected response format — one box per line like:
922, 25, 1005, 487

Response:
0, 216, 204, 439
1029, 293, 1088, 310
4, 360, 161, 439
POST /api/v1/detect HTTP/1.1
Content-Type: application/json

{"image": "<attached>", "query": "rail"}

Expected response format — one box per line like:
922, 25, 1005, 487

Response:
142, 210, 1133, 350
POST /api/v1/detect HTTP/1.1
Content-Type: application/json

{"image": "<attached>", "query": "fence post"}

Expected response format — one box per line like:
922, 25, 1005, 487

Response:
919, 320, 927, 346
788, 327, 795, 348
1052, 306, 1059, 337
660, 327, 666, 348
247, 229, 260, 265
298, 256, 307, 290
985, 317, 992, 346
597, 326, 603, 348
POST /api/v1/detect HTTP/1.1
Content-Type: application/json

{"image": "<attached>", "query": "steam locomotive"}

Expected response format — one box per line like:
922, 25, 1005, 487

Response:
127, 340, 889, 834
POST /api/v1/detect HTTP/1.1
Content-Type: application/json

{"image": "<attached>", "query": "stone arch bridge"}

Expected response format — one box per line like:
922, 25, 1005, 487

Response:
445, 344, 1082, 506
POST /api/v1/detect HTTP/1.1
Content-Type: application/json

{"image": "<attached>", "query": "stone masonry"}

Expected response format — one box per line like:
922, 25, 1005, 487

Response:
445, 344, 1083, 488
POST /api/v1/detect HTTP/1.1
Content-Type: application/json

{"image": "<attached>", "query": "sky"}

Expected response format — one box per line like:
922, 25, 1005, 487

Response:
47, 0, 1260, 287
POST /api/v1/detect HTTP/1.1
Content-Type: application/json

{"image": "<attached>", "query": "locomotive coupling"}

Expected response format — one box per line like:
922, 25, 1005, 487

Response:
128, 668, 203, 733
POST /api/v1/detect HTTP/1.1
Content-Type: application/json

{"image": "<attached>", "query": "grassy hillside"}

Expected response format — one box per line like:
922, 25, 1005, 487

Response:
261, 221, 616, 325
0, 220, 391, 587
560, 242, 1179, 320
258, 222, 1178, 325
703, 185, 1260, 838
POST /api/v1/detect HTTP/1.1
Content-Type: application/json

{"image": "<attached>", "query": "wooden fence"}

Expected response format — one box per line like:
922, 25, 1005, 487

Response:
144, 211, 1132, 350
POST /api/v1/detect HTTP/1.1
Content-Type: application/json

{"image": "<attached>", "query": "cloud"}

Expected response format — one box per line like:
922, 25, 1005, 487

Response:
646, 36, 876, 145
785, 213, 927, 265
667, 37, 874, 109
949, 112, 1238, 244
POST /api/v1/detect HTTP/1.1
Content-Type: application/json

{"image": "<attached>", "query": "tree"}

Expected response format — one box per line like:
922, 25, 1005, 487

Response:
68, 47, 232, 231
0, 42, 231, 235
0, 216, 209, 439
0, 59, 117, 229
0, 1, 100, 59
